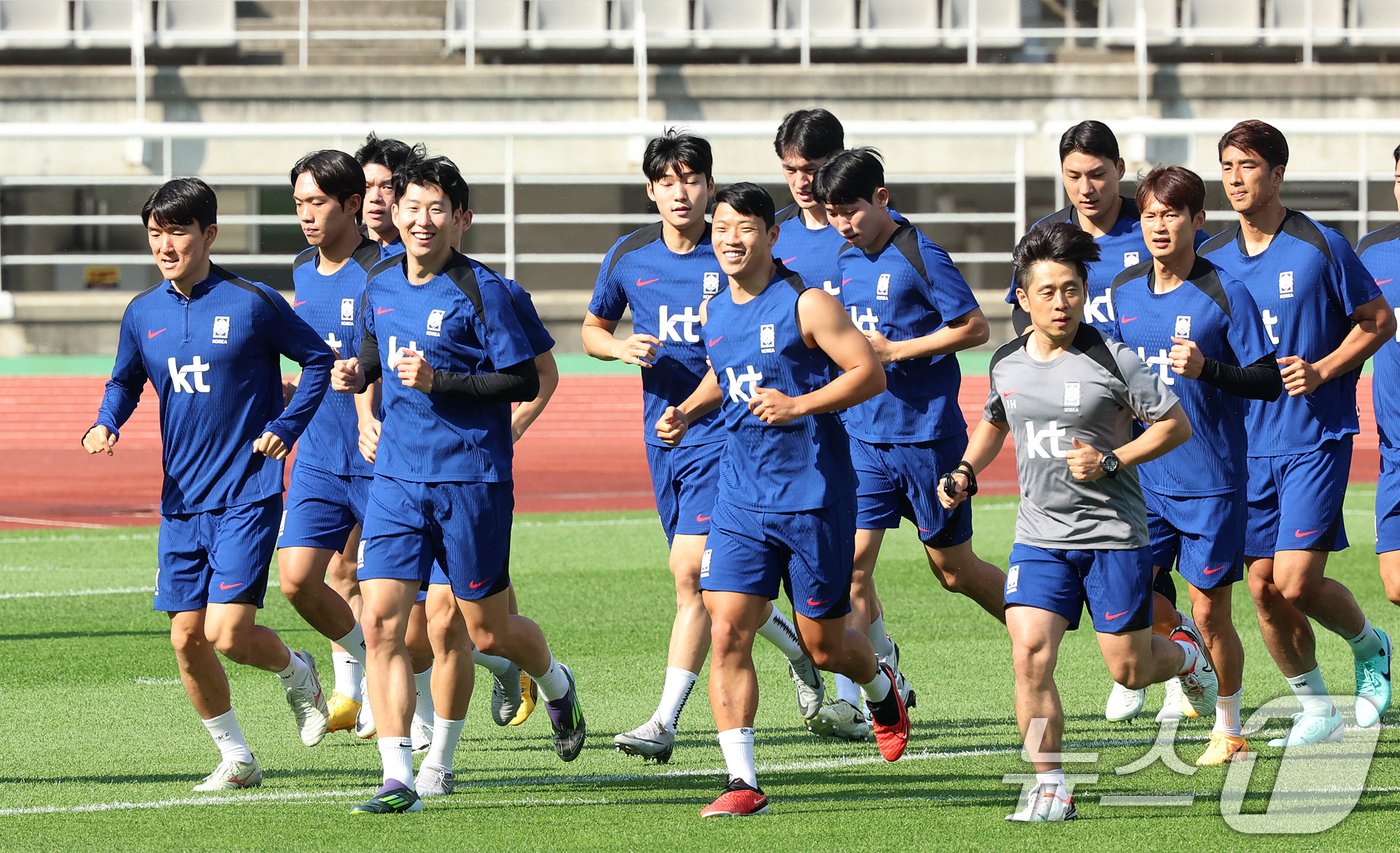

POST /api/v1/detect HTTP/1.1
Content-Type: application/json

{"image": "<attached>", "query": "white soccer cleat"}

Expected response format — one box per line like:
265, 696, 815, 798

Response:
284, 651, 330, 747
355, 677, 376, 739
1170, 623, 1217, 719
411, 714, 433, 754
614, 718, 676, 763
1005, 783, 1077, 822
193, 757, 263, 792
414, 762, 455, 797
788, 656, 826, 719
1106, 682, 1146, 722
805, 699, 871, 742
1156, 677, 1186, 723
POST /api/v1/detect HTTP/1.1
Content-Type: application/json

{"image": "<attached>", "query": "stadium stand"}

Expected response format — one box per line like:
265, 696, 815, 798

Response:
692, 0, 776, 50
74, 0, 152, 49
775, 0, 858, 50
859, 0, 941, 49
1180, 0, 1261, 47
1265, 0, 1346, 46
611, 0, 692, 50
942, 0, 1023, 50
1350, 0, 1400, 46
0, 0, 70, 49
156, 0, 236, 48
1098, 0, 1177, 48
528, 0, 610, 50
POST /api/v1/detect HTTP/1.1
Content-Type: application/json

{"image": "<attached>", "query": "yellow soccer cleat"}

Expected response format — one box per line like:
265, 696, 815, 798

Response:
326, 691, 362, 734
508, 671, 538, 726
1195, 732, 1248, 766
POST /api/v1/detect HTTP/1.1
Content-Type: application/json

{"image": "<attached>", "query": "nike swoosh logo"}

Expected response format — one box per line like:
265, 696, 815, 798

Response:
1104, 610, 1130, 621
293, 300, 308, 308
782, 257, 797, 264
695, 513, 712, 523
1120, 316, 1139, 323
377, 307, 395, 315
807, 597, 829, 607
636, 277, 658, 287
1001, 390, 1019, 397
1203, 564, 1229, 575
147, 328, 167, 339
707, 337, 723, 347
219, 582, 244, 591
916, 526, 933, 534
1295, 529, 1320, 538
842, 278, 852, 286
469, 579, 487, 589
1377, 278, 1392, 286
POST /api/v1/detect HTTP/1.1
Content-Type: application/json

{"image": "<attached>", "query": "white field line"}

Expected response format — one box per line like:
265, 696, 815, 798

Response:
0, 516, 114, 529
0, 586, 150, 601
0, 531, 157, 545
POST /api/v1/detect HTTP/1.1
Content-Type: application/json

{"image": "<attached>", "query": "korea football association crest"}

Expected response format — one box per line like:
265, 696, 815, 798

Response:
1123, 251, 1140, 268
211, 315, 230, 344
703, 271, 721, 297
340, 297, 356, 326
1174, 315, 1192, 339
760, 323, 776, 354
876, 273, 891, 301
426, 309, 445, 337
1062, 381, 1081, 412
1279, 271, 1294, 299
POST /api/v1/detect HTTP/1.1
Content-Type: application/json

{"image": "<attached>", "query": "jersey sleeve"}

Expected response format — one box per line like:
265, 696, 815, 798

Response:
94, 302, 148, 436
918, 239, 981, 323
1111, 340, 1178, 424
587, 240, 628, 322
984, 366, 1008, 424
505, 278, 556, 357
356, 289, 384, 387
479, 280, 539, 371
1326, 229, 1384, 316
260, 284, 334, 445
1222, 278, 1275, 367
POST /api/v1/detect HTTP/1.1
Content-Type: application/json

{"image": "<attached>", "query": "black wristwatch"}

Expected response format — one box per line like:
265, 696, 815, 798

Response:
1100, 451, 1121, 479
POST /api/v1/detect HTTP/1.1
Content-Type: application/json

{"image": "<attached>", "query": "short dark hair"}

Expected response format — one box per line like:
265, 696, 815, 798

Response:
354, 133, 414, 173
715, 182, 777, 228
811, 147, 884, 206
1393, 142, 1400, 165
773, 108, 845, 161
1058, 120, 1121, 163
642, 129, 713, 183
1012, 222, 1102, 292
394, 154, 470, 212
1218, 120, 1289, 170
1135, 165, 1206, 217
289, 149, 364, 207
141, 177, 217, 230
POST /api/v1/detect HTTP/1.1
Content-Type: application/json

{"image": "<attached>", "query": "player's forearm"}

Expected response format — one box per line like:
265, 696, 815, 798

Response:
354, 380, 380, 423
963, 419, 1010, 474
677, 371, 722, 423
95, 379, 141, 435
270, 355, 331, 445
892, 313, 990, 361
795, 360, 886, 416
1315, 306, 1396, 383
357, 331, 383, 388
1114, 405, 1192, 468
511, 353, 558, 438
431, 360, 540, 403
581, 323, 623, 361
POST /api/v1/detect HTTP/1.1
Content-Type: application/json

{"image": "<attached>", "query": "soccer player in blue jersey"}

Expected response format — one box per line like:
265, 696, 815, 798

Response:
772, 108, 849, 298
583, 131, 823, 764
1358, 144, 1400, 620
331, 155, 582, 814
1109, 165, 1282, 765
810, 147, 1007, 731
943, 222, 1210, 822
355, 133, 413, 259
1200, 120, 1395, 745
275, 149, 382, 737
84, 177, 335, 791
656, 182, 909, 817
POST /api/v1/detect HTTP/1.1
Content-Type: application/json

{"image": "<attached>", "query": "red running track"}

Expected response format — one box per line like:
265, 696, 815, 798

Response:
0, 375, 1380, 529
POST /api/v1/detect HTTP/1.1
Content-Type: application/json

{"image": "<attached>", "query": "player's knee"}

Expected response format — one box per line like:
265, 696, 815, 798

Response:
709, 619, 747, 659
169, 621, 207, 656
470, 628, 506, 658
1010, 639, 1054, 681
1110, 661, 1153, 690
428, 618, 468, 655
1273, 574, 1318, 607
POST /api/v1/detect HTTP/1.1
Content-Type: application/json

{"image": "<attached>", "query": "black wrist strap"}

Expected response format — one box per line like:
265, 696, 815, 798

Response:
942, 460, 979, 497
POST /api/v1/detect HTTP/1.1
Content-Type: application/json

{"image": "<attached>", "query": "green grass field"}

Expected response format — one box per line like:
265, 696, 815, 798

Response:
3, 488, 1399, 851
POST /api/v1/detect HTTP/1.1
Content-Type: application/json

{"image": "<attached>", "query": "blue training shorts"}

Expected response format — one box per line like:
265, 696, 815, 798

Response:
1145, 488, 1246, 590
360, 476, 512, 602
155, 495, 281, 613
700, 494, 856, 621
1377, 445, 1400, 555
646, 442, 722, 544
1245, 437, 1351, 558
852, 435, 974, 548
1004, 543, 1153, 633
277, 462, 370, 552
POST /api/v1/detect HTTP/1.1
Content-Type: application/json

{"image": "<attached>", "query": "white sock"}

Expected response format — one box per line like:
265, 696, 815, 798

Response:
1035, 768, 1067, 795
651, 667, 698, 732
332, 651, 363, 700
1173, 639, 1199, 677
868, 614, 895, 659
414, 667, 436, 725
1345, 618, 1385, 659
835, 673, 862, 706
1286, 666, 1334, 717
333, 624, 367, 667
473, 649, 513, 677
1214, 689, 1243, 737
756, 606, 805, 662
201, 709, 254, 763
276, 648, 311, 685
859, 667, 892, 704
532, 656, 570, 702
377, 736, 414, 788
717, 727, 758, 788
423, 716, 466, 772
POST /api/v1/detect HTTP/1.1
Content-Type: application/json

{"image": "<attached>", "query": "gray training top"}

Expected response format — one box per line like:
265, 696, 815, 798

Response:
984, 324, 1179, 550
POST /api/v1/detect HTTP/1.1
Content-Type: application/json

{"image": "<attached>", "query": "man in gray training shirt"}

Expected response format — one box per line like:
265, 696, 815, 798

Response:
939, 222, 1216, 824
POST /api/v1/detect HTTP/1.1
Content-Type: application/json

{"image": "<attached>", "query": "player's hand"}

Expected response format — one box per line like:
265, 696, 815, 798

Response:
1168, 337, 1204, 379
1066, 437, 1106, 482
863, 329, 902, 365
655, 406, 688, 446
615, 334, 661, 368
749, 387, 805, 425
330, 357, 364, 392
938, 471, 971, 510
253, 430, 290, 460
82, 424, 118, 456
1277, 355, 1322, 397
396, 349, 434, 392
358, 417, 381, 463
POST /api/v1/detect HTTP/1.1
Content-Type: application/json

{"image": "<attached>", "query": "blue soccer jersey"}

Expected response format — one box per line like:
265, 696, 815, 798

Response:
837, 222, 980, 443
291, 237, 382, 477
1200, 210, 1383, 456
378, 235, 405, 261
1357, 222, 1400, 450
702, 265, 855, 512
773, 203, 848, 296
358, 251, 542, 483
95, 265, 334, 514
588, 223, 725, 447
1109, 258, 1275, 495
